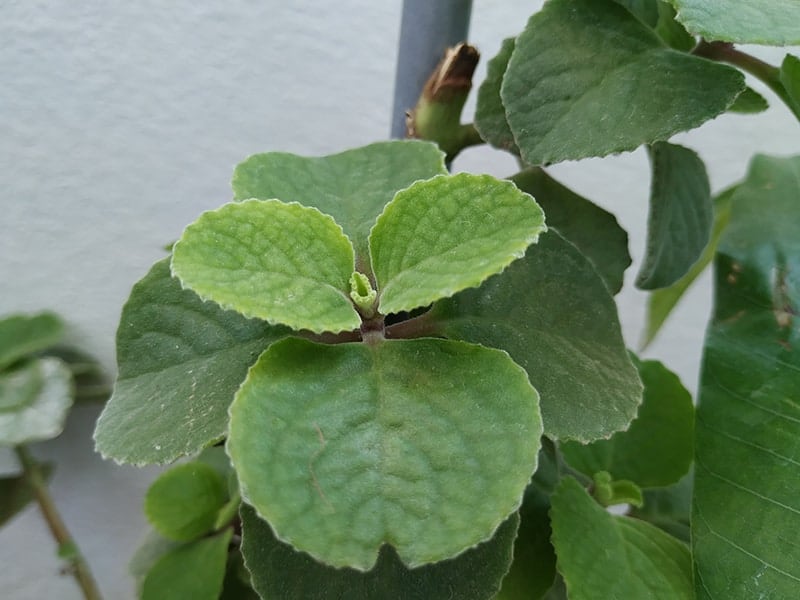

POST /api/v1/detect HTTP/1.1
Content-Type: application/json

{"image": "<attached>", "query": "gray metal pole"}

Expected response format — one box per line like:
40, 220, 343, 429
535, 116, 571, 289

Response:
390, 0, 473, 138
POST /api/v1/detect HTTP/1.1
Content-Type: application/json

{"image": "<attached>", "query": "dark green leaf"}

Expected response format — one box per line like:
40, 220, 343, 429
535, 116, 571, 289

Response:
94, 259, 289, 465
240, 505, 519, 600
474, 37, 519, 154
728, 87, 769, 114
654, 1, 696, 51
630, 472, 692, 543
780, 54, 800, 115
614, 0, 659, 26
0, 312, 64, 371
671, 0, 800, 45
693, 154, 800, 598
0, 463, 53, 527
430, 230, 642, 442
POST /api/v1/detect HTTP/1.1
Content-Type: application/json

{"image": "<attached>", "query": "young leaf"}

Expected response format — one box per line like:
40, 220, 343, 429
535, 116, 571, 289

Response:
780, 54, 800, 114
144, 462, 228, 542
561, 358, 694, 488
94, 259, 289, 465
502, 0, 744, 166
474, 37, 519, 154
430, 231, 642, 442
240, 505, 519, 600
141, 528, 232, 600
172, 199, 360, 333
637, 142, 712, 290
510, 168, 631, 295
0, 358, 73, 446
551, 477, 693, 599
671, 0, 800, 45
227, 337, 542, 570
370, 173, 546, 316
693, 155, 800, 598
728, 87, 769, 114
0, 463, 53, 527
232, 141, 447, 267
130, 529, 181, 588
0, 312, 64, 371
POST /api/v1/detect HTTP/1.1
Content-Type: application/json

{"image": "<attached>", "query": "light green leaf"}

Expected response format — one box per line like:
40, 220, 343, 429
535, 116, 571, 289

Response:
693, 155, 800, 598
562, 358, 694, 488
551, 477, 693, 599
144, 462, 228, 542
502, 0, 744, 166
172, 199, 360, 333
141, 528, 232, 600
0, 462, 53, 527
630, 472, 692, 543
94, 259, 289, 465
591, 471, 644, 508
780, 54, 800, 115
637, 142, 712, 289
130, 529, 181, 588
0, 312, 64, 371
430, 231, 642, 442
232, 141, 447, 268
370, 173, 546, 316
728, 87, 769, 114
240, 505, 519, 600
0, 358, 73, 446
671, 0, 800, 45
475, 37, 519, 154
228, 336, 541, 570
641, 185, 736, 349
510, 168, 631, 295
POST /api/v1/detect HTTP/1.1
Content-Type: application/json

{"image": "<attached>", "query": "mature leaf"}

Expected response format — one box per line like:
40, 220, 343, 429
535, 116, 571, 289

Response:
94, 259, 288, 465
0, 463, 53, 527
641, 185, 736, 349
228, 337, 541, 570
551, 477, 693, 599
614, 0, 659, 26
630, 472, 692, 543
728, 87, 769, 114
671, 0, 800, 45
232, 141, 447, 268
693, 155, 800, 598
430, 231, 642, 442
370, 173, 545, 316
0, 358, 73, 446
240, 505, 519, 600
502, 0, 744, 166
144, 462, 228, 542
510, 168, 631, 294
141, 529, 232, 600
172, 199, 360, 333
654, 1, 696, 51
220, 549, 260, 600
561, 358, 694, 488
474, 37, 519, 154
0, 312, 63, 371
637, 142, 712, 289
780, 54, 800, 114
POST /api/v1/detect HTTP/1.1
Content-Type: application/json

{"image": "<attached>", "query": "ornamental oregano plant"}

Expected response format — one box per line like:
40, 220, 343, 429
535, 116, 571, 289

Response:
93, 1, 800, 598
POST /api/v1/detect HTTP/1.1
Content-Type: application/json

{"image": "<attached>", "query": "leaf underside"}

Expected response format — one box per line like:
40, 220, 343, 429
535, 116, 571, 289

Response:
671, 0, 800, 45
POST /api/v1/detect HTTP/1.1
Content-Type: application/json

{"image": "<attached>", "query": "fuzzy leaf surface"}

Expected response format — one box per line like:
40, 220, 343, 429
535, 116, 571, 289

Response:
551, 477, 693, 599
371, 173, 545, 315
502, 0, 744, 165
232, 141, 447, 267
240, 505, 518, 600
693, 155, 800, 598
94, 259, 288, 465
474, 37, 519, 154
671, 0, 800, 44
172, 199, 359, 333
228, 336, 541, 570
430, 231, 642, 442
0, 312, 63, 371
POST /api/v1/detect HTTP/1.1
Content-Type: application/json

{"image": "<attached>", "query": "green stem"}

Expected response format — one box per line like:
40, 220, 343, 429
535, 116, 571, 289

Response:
694, 40, 800, 122
14, 446, 103, 600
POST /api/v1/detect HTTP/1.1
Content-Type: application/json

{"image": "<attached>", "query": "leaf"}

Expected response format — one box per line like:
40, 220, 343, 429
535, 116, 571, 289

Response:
502, 0, 744, 166
172, 199, 360, 333
671, 0, 800, 45
0, 358, 73, 446
637, 142, 712, 289
630, 472, 692, 543
0, 463, 53, 527
510, 168, 631, 295
227, 336, 542, 570
144, 462, 228, 542
94, 259, 289, 465
370, 173, 546, 316
0, 312, 64, 371
430, 230, 642, 442
130, 529, 181, 588
141, 529, 232, 600
474, 37, 519, 154
692, 155, 800, 598
240, 505, 519, 600
561, 358, 694, 488
641, 185, 736, 349
614, 0, 659, 26
550, 477, 693, 599
654, 0, 696, 51
780, 54, 800, 114
728, 87, 769, 114
232, 141, 447, 268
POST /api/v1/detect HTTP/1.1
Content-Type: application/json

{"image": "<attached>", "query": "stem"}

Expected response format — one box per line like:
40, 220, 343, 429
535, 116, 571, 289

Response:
14, 446, 103, 600
693, 40, 800, 122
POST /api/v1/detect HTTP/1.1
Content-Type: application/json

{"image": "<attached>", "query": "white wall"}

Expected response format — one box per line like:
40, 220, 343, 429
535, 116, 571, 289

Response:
0, 2, 797, 598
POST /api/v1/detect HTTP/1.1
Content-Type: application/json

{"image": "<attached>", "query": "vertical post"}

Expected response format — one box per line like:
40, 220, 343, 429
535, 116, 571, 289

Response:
390, 0, 473, 139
